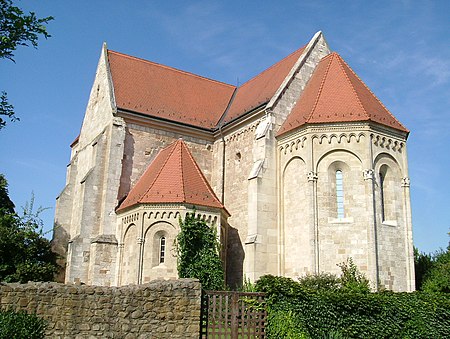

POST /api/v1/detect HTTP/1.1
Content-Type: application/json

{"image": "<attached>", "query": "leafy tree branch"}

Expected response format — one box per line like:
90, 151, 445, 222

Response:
0, 174, 58, 283
0, 0, 53, 62
0, 0, 53, 129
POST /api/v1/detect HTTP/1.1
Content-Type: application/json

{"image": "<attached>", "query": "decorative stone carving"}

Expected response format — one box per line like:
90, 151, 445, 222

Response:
363, 169, 374, 180
312, 132, 365, 144
372, 134, 404, 152
307, 171, 318, 182
401, 177, 410, 187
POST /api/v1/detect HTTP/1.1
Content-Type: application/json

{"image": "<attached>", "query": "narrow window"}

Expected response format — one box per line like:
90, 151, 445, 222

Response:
159, 236, 166, 264
336, 170, 344, 218
379, 172, 386, 221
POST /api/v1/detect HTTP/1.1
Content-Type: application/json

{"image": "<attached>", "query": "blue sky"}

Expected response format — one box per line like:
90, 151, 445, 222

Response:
0, 1, 449, 253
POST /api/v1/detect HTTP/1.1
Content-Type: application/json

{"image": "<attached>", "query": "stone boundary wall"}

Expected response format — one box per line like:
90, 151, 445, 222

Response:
0, 279, 201, 338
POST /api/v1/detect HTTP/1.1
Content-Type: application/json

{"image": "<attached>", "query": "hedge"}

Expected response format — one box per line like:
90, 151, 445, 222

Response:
0, 310, 46, 339
256, 275, 450, 339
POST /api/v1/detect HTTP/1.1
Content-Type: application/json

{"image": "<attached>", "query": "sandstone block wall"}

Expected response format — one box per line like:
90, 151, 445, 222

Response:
120, 123, 214, 201
0, 279, 201, 338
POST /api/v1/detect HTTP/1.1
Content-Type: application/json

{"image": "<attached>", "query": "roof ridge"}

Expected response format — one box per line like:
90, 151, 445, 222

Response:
306, 52, 335, 122
108, 50, 236, 89
334, 53, 369, 119
338, 54, 407, 129
237, 45, 306, 89
178, 140, 186, 203
142, 142, 178, 202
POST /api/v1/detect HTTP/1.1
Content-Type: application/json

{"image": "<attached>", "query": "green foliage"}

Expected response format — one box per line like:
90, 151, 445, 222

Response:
337, 257, 370, 293
0, 173, 14, 213
0, 0, 53, 129
0, 91, 17, 130
239, 276, 257, 292
0, 0, 53, 62
422, 247, 450, 293
297, 272, 340, 292
265, 309, 308, 339
295, 258, 369, 293
0, 310, 46, 338
414, 246, 433, 290
176, 212, 224, 290
0, 175, 58, 283
415, 241, 450, 293
256, 275, 450, 338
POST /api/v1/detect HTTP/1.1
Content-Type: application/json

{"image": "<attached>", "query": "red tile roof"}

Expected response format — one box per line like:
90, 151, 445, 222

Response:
222, 46, 306, 124
108, 51, 235, 129
107, 45, 306, 129
278, 52, 408, 136
117, 139, 224, 212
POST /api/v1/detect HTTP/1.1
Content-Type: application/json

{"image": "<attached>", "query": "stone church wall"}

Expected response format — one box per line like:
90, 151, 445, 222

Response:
281, 153, 313, 277
372, 132, 413, 291
0, 280, 201, 338
314, 132, 371, 277
218, 117, 262, 287
55, 44, 125, 285
278, 124, 414, 291
118, 122, 215, 202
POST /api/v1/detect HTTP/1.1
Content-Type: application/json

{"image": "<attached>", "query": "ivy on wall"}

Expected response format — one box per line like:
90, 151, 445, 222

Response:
176, 212, 224, 290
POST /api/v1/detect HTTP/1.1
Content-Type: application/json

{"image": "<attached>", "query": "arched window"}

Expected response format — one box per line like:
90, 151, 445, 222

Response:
336, 170, 344, 218
159, 236, 166, 264
379, 171, 386, 221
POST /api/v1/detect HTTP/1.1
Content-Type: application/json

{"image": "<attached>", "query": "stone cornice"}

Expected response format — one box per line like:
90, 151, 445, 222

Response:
277, 121, 407, 142
277, 121, 408, 153
118, 202, 228, 226
215, 106, 266, 141
117, 109, 215, 142
223, 116, 264, 143
117, 105, 269, 146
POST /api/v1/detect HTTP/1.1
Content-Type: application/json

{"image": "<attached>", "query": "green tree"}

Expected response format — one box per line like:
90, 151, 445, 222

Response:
176, 212, 224, 290
0, 175, 58, 283
0, 173, 14, 213
0, 0, 53, 129
421, 245, 450, 293
414, 246, 433, 290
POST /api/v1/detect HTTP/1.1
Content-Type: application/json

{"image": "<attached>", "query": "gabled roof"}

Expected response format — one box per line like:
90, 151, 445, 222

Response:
117, 139, 224, 212
108, 51, 235, 129
222, 46, 306, 124
277, 52, 408, 136
107, 44, 307, 129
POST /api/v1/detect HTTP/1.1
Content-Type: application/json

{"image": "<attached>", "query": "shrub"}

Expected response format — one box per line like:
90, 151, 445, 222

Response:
337, 257, 370, 293
256, 275, 450, 338
0, 310, 46, 339
265, 309, 308, 339
297, 272, 340, 292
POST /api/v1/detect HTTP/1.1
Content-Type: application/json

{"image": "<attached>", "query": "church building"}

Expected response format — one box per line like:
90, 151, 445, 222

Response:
53, 31, 415, 291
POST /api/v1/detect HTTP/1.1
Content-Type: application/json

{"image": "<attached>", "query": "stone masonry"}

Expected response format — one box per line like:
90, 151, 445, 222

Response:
0, 279, 201, 338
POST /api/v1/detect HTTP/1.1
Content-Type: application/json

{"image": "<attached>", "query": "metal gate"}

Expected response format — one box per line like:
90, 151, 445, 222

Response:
201, 291, 266, 338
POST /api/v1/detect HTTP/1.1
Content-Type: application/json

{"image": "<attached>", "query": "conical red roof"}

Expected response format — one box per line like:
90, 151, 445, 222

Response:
117, 139, 224, 212
278, 52, 408, 136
